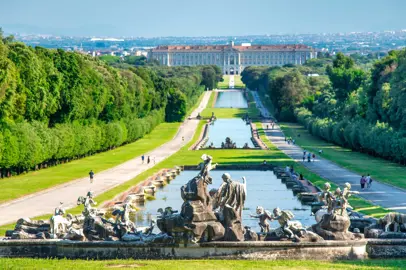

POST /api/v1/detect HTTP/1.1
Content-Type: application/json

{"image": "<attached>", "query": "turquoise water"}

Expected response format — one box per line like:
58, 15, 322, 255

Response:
134, 170, 313, 233
215, 91, 248, 108
206, 119, 254, 148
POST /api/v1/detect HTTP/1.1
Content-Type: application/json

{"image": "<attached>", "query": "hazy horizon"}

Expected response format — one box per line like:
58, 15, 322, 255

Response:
1, 0, 405, 37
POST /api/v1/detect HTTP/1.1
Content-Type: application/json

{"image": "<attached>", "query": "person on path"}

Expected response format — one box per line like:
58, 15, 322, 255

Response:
147, 156, 150, 164
292, 139, 295, 145
302, 154, 306, 162
312, 153, 316, 162
360, 176, 366, 190
307, 152, 311, 162
89, 170, 94, 184
142, 155, 145, 164
153, 157, 156, 164
366, 174, 372, 188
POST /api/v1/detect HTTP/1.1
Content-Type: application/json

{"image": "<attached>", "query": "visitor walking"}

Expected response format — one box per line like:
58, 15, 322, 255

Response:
366, 174, 372, 188
292, 139, 295, 145
141, 155, 145, 164
89, 170, 94, 184
153, 157, 156, 164
307, 152, 311, 162
360, 175, 366, 190
302, 154, 306, 162
147, 156, 150, 164
312, 153, 316, 162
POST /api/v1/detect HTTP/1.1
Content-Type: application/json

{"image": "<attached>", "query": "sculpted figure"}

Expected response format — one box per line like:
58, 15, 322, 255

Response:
77, 191, 98, 218
197, 154, 217, 185
217, 173, 246, 217
340, 183, 359, 214
271, 207, 298, 239
319, 182, 335, 214
215, 173, 246, 241
49, 202, 72, 238
250, 206, 272, 233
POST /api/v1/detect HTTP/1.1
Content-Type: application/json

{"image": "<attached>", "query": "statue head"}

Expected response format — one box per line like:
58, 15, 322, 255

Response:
345, 182, 351, 190
87, 191, 94, 198
201, 154, 212, 162
273, 207, 281, 216
222, 173, 232, 183
256, 206, 264, 215
334, 187, 342, 196
323, 182, 331, 191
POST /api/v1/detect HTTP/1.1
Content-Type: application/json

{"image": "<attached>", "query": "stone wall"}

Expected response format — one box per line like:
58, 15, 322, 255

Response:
0, 240, 367, 260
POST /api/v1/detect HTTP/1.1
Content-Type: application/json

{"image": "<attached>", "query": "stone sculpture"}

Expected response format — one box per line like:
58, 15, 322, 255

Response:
221, 137, 237, 149
214, 173, 246, 241
365, 213, 406, 238
157, 154, 225, 243
250, 206, 273, 233
312, 182, 363, 240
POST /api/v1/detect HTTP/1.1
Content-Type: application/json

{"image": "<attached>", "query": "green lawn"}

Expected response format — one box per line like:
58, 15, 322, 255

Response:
1, 258, 405, 269
0, 122, 180, 204
218, 75, 230, 89
280, 122, 406, 190
218, 75, 245, 89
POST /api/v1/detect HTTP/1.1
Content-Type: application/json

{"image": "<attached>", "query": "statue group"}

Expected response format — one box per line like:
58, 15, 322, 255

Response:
6, 155, 373, 243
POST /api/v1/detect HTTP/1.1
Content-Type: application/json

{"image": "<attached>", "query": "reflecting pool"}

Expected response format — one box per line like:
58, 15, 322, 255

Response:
134, 170, 313, 233
215, 91, 248, 108
205, 119, 254, 148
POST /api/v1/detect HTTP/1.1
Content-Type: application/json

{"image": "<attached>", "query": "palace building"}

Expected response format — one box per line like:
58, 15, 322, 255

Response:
148, 42, 316, 74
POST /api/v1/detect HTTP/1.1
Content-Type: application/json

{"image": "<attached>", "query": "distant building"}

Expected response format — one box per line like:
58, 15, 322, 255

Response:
148, 42, 316, 74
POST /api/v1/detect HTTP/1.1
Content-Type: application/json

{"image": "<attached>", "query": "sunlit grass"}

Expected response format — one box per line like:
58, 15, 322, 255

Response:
1, 258, 405, 269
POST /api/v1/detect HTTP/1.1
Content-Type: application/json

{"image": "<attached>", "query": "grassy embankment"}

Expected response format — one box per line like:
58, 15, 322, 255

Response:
1, 258, 406, 269
0, 92, 207, 204
280, 122, 406, 190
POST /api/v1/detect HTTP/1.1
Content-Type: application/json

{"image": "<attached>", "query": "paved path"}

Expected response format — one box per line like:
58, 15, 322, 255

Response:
0, 92, 211, 226
251, 91, 406, 214
229, 75, 235, 88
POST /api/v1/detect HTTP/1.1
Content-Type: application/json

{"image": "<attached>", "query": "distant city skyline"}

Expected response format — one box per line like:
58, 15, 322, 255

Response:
1, 0, 405, 37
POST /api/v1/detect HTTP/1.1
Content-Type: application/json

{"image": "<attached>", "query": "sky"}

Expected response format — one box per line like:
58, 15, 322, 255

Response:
0, 0, 405, 37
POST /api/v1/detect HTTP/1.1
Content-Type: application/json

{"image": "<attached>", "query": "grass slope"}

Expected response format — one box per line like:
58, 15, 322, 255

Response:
1, 258, 406, 269
280, 122, 406, 190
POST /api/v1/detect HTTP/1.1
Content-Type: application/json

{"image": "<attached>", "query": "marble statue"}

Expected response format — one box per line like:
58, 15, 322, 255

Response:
250, 206, 272, 233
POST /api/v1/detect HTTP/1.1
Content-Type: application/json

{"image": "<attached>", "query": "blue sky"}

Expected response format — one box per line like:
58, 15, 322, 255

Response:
0, 0, 405, 37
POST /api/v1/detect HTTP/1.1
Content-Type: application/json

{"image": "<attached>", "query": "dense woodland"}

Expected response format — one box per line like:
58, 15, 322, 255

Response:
242, 50, 406, 165
0, 32, 222, 176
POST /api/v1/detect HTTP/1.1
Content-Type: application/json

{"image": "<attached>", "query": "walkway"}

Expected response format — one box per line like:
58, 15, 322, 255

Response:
229, 75, 235, 88
251, 91, 406, 214
0, 92, 211, 226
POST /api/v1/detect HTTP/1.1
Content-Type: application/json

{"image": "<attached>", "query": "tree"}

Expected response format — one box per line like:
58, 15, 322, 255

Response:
165, 89, 187, 122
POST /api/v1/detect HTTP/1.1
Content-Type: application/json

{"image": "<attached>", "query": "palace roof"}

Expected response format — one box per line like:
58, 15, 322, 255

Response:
152, 44, 312, 52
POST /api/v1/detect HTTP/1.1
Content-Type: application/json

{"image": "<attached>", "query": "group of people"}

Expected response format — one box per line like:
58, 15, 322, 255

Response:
266, 121, 275, 130
302, 150, 316, 162
87, 154, 156, 184
360, 174, 373, 189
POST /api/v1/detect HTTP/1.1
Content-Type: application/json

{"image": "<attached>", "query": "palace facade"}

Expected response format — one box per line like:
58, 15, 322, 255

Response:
148, 42, 316, 74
